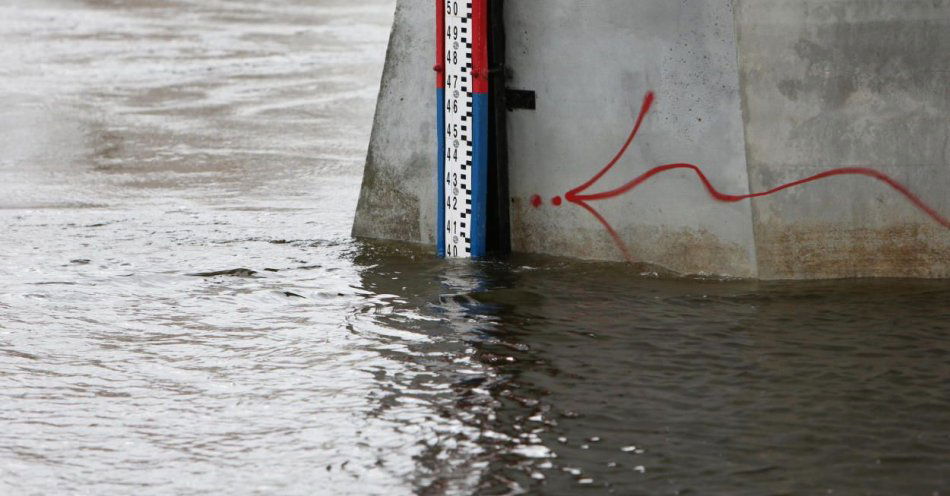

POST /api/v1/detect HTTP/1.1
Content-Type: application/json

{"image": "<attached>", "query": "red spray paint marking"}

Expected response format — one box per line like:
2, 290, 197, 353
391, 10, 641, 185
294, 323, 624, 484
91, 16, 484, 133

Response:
537, 91, 950, 264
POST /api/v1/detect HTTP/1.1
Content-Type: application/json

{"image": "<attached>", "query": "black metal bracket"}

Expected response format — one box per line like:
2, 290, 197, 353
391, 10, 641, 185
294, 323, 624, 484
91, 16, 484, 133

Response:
506, 89, 536, 110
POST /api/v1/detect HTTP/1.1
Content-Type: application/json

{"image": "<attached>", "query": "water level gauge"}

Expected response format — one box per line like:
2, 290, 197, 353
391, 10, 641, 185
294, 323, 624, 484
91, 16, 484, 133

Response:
437, 0, 489, 259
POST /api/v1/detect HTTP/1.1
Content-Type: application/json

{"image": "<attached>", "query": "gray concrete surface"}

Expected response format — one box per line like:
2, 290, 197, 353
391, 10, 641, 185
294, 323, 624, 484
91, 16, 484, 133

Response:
354, 0, 950, 279
504, 0, 757, 277
353, 0, 435, 245
736, 0, 950, 278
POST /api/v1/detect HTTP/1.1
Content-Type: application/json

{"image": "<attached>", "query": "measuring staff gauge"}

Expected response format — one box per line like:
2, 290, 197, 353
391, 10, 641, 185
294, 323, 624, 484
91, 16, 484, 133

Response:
436, 0, 489, 259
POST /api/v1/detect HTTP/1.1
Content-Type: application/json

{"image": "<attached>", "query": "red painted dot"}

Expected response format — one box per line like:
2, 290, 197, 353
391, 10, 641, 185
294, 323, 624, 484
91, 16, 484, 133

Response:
552, 196, 563, 206
530, 194, 542, 208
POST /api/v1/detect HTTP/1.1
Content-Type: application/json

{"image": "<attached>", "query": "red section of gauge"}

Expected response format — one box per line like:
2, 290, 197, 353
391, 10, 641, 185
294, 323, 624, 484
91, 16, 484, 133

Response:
435, 0, 445, 89
471, 0, 489, 94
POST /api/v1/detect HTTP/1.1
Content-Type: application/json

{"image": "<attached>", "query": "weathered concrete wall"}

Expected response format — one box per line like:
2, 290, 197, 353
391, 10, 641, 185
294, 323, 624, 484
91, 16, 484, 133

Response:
353, 0, 435, 245
505, 0, 757, 277
354, 0, 950, 279
735, 0, 950, 278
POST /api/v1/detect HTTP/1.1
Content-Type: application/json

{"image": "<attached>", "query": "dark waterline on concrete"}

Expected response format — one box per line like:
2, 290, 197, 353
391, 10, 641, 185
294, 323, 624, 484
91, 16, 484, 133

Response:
0, 1, 947, 494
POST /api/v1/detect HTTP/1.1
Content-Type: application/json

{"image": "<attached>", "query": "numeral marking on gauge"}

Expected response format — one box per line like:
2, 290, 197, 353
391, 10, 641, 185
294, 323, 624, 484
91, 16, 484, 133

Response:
443, 1, 474, 258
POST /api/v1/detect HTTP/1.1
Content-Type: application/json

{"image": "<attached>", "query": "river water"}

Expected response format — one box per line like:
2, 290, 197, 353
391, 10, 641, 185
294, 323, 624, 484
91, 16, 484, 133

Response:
0, 1, 947, 495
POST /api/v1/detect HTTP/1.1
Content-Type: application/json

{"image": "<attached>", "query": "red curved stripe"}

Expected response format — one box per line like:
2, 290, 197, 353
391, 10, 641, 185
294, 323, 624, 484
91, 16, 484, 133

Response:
563, 91, 950, 262
574, 164, 950, 229
565, 91, 655, 201
572, 199, 635, 264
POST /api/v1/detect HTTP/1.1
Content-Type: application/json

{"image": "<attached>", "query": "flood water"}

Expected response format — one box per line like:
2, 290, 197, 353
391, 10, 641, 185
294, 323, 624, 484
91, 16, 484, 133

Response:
1, 1, 948, 495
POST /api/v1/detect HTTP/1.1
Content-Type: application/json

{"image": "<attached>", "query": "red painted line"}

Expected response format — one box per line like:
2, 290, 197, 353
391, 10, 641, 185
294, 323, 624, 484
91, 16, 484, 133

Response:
471, 0, 489, 94
575, 164, 950, 230
560, 91, 950, 262
435, 0, 445, 88
566, 92, 655, 200
572, 197, 635, 263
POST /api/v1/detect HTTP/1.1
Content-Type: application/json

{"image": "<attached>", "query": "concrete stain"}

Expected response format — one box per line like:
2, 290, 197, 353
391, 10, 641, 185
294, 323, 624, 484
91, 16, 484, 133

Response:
512, 198, 755, 277
353, 148, 422, 243
757, 223, 950, 279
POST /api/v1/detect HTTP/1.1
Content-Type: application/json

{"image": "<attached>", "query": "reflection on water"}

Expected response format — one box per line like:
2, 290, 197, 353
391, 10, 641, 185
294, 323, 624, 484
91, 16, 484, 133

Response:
356, 246, 950, 494
0, 1, 948, 495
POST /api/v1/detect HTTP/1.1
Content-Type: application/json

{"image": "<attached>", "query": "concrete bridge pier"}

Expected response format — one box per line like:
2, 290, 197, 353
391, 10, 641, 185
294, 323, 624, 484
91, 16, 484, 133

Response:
354, 0, 950, 279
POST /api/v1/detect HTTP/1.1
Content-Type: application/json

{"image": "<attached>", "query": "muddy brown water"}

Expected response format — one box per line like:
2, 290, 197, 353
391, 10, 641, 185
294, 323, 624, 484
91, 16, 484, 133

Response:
1, 1, 948, 495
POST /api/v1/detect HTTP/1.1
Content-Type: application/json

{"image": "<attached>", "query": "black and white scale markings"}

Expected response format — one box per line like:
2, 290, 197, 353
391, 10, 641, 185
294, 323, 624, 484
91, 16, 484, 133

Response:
443, 2, 474, 258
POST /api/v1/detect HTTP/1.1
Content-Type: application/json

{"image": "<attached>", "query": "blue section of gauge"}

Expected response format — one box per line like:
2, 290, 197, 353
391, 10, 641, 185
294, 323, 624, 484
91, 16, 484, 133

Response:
470, 92, 488, 258
436, 87, 446, 257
